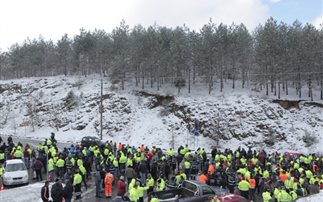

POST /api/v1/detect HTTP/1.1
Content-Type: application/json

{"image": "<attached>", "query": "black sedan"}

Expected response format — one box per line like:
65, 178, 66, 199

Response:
81, 136, 104, 148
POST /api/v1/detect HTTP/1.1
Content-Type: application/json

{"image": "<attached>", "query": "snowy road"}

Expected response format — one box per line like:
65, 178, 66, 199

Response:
0, 180, 98, 202
1, 134, 72, 150
0, 135, 107, 201
0, 135, 71, 192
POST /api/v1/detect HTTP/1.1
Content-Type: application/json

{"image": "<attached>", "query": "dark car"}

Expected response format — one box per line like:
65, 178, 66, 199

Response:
81, 136, 104, 148
154, 180, 248, 202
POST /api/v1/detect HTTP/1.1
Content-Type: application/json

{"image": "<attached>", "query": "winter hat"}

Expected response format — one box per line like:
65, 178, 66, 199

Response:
120, 176, 125, 180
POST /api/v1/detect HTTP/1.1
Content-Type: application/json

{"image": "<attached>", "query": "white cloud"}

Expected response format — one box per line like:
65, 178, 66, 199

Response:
313, 15, 323, 29
128, 0, 269, 31
270, 0, 281, 3
0, 0, 269, 51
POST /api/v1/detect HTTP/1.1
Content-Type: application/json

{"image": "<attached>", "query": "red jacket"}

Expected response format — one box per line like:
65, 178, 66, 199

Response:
117, 179, 126, 196
23, 149, 30, 158
147, 152, 154, 160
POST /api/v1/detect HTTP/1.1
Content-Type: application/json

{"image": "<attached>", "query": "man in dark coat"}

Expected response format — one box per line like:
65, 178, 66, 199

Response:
125, 165, 137, 185
7, 136, 12, 145
34, 158, 44, 181
308, 181, 320, 195
51, 178, 63, 202
227, 172, 236, 194
63, 179, 74, 202
95, 168, 103, 198
138, 160, 148, 184
41, 181, 50, 202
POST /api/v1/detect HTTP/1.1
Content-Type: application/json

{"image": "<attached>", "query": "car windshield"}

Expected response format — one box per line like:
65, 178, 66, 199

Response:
5, 163, 27, 172
183, 181, 197, 192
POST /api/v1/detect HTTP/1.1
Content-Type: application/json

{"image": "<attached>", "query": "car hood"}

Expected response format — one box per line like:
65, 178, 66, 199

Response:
4, 170, 28, 178
218, 194, 248, 202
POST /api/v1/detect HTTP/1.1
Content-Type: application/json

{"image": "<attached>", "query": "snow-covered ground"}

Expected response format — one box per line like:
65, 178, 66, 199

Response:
0, 182, 44, 202
0, 181, 94, 202
0, 74, 322, 153
297, 191, 323, 202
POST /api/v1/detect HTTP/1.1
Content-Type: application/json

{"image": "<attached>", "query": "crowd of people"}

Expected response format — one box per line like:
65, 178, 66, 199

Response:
0, 133, 323, 202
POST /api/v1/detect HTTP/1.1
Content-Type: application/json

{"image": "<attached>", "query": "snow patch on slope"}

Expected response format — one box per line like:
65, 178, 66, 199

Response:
0, 75, 322, 154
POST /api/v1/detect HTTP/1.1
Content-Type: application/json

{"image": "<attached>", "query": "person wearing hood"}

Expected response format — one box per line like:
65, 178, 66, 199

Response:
129, 181, 148, 202
117, 175, 126, 197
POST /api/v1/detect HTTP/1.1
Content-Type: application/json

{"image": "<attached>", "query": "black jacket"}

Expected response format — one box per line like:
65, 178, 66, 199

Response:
51, 182, 63, 202
63, 183, 74, 199
139, 161, 148, 173
34, 159, 44, 170
41, 185, 49, 202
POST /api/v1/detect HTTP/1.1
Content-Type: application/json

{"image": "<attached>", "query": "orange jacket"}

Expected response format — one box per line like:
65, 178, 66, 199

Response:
280, 173, 288, 182
208, 164, 215, 175
140, 146, 145, 152
105, 173, 114, 185
118, 143, 123, 151
198, 174, 208, 184
249, 178, 256, 189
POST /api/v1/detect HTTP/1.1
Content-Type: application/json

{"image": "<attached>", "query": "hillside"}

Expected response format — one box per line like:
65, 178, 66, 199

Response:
0, 75, 322, 153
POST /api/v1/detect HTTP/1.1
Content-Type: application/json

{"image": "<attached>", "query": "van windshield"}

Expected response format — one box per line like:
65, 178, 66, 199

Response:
5, 163, 27, 172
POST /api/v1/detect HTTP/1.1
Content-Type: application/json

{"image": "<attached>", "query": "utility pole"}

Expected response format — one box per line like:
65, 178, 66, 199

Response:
171, 129, 175, 150
46, 150, 48, 181
100, 69, 103, 140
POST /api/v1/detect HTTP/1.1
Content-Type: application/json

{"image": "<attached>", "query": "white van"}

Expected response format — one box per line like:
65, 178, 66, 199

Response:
3, 159, 29, 186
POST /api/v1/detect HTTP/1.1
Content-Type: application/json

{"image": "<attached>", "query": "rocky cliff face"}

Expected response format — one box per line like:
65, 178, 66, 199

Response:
174, 95, 322, 152
0, 75, 322, 153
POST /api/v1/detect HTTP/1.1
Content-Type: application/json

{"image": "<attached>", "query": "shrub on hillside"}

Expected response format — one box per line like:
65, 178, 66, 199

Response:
63, 90, 79, 110
302, 130, 317, 147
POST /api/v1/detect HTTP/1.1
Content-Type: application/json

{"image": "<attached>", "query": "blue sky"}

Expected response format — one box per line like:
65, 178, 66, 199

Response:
264, 0, 322, 25
0, 0, 322, 51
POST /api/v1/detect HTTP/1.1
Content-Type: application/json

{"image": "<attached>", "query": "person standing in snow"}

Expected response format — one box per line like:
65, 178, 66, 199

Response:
138, 159, 148, 184
41, 181, 50, 202
51, 178, 64, 202
63, 179, 74, 202
33, 158, 44, 181
50, 132, 57, 146
56, 156, 65, 179
0, 164, 5, 190
95, 166, 103, 198
7, 136, 13, 145
23, 146, 30, 169
125, 165, 137, 185
238, 177, 250, 199
117, 175, 126, 197
73, 169, 83, 200
105, 170, 114, 198
0, 148, 5, 164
